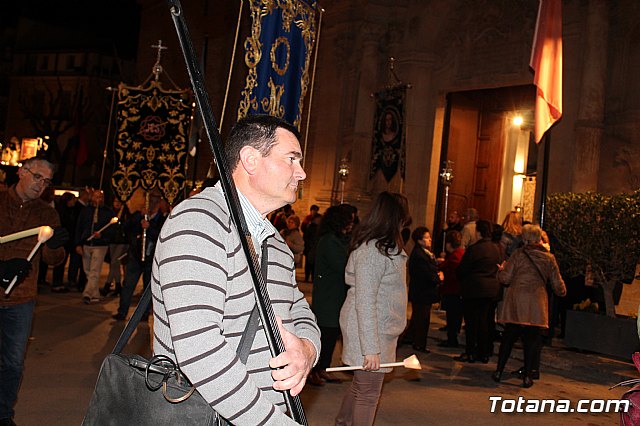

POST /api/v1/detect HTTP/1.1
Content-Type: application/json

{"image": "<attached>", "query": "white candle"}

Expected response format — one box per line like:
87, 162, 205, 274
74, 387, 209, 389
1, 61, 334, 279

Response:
86, 217, 119, 241
325, 355, 422, 372
0, 227, 41, 244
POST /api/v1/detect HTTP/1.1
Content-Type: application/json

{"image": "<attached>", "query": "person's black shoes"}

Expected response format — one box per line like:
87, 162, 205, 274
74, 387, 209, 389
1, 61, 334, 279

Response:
512, 367, 540, 380
522, 375, 534, 388
491, 370, 502, 383
318, 370, 342, 383
108, 282, 122, 297
412, 345, 431, 354
112, 313, 126, 321
453, 353, 475, 363
99, 282, 111, 297
307, 370, 325, 386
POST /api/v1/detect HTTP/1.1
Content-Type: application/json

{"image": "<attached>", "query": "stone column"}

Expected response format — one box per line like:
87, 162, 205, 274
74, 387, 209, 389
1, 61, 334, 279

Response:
398, 53, 437, 228
571, 0, 609, 192
343, 20, 386, 206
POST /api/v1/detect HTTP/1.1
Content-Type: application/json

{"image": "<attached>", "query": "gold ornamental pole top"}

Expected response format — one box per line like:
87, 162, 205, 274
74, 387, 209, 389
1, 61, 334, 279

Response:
151, 40, 168, 81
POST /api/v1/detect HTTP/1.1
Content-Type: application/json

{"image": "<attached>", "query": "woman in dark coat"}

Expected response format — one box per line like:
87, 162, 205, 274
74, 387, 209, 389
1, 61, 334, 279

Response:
437, 230, 465, 347
492, 224, 566, 387
309, 204, 354, 385
405, 226, 442, 353
455, 220, 502, 363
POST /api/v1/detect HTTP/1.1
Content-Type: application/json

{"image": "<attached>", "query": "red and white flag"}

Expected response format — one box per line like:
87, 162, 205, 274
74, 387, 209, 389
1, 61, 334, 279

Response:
530, 0, 563, 143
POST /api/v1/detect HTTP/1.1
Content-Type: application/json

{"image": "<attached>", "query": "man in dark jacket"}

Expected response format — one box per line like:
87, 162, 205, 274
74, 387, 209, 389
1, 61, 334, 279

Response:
0, 157, 67, 424
75, 190, 115, 304
112, 193, 166, 321
454, 220, 502, 363
67, 188, 90, 291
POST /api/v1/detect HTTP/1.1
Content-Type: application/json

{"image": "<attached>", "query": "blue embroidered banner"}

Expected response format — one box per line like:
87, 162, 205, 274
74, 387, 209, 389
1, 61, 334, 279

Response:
238, 0, 318, 129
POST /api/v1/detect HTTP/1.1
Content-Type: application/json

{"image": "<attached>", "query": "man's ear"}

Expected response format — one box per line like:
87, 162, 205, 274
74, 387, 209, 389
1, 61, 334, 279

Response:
238, 146, 260, 175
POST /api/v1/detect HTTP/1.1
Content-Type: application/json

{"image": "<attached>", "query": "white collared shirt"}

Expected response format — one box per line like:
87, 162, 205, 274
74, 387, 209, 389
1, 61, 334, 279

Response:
214, 183, 276, 258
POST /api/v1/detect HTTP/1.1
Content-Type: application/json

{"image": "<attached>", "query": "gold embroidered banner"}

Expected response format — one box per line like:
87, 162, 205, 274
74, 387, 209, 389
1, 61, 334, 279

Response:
370, 87, 406, 183
111, 81, 192, 205
238, 0, 318, 129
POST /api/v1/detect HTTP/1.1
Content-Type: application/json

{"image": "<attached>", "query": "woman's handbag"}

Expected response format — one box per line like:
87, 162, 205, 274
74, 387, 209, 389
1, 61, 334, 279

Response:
82, 286, 259, 426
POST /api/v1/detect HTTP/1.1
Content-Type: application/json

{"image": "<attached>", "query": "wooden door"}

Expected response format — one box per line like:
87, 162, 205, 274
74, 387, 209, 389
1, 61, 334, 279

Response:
471, 112, 504, 222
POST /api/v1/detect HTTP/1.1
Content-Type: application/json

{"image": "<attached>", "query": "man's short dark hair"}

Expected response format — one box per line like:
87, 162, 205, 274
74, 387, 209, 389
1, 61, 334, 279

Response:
476, 220, 492, 239
225, 115, 300, 172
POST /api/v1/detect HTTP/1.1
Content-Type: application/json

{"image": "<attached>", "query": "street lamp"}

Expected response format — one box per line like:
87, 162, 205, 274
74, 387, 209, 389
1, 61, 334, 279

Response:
439, 160, 454, 253
338, 159, 350, 204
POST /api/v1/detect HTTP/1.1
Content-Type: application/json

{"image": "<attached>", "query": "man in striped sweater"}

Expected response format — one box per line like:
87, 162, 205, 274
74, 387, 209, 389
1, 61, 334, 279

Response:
152, 115, 320, 425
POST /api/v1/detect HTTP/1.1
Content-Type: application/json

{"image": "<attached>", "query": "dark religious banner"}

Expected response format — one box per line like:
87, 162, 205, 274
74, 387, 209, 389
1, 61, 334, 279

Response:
370, 87, 407, 183
111, 81, 192, 205
237, 0, 318, 129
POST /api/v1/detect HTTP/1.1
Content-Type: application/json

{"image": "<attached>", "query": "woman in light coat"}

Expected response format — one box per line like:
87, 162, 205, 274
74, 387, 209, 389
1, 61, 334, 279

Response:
280, 215, 304, 267
335, 192, 411, 426
492, 224, 566, 388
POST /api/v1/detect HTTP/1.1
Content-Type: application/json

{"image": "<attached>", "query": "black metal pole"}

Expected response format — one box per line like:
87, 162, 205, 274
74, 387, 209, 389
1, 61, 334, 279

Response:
434, 93, 452, 252
165, 1, 307, 423
190, 36, 208, 190
538, 132, 550, 228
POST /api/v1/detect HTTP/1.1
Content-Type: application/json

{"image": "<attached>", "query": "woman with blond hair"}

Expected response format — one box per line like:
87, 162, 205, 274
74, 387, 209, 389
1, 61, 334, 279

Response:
492, 224, 566, 388
335, 192, 411, 426
500, 211, 523, 260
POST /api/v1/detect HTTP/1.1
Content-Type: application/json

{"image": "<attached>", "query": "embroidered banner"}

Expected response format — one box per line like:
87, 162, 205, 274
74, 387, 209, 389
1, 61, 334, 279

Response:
238, 0, 318, 129
370, 87, 407, 183
111, 81, 192, 205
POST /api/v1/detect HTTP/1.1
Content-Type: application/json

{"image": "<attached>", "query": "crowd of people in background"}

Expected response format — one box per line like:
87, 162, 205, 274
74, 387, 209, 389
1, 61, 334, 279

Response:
249, 195, 572, 422
1, 158, 577, 425
295, 201, 570, 403
31, 181, 571, 398
35, 186, 172, 323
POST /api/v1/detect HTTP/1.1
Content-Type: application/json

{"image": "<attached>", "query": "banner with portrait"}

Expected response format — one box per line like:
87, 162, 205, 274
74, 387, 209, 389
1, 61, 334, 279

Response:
370, 87, 407, 183
237, 0, 318, 129
111, 81, 192, 205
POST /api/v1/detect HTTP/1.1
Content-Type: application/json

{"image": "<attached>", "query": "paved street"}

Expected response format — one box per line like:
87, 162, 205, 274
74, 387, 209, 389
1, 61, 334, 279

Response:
12, 268, 637, 425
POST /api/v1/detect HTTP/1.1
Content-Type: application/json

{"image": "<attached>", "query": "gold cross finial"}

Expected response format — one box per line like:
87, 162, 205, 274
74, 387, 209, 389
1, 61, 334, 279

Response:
151, 40, 168, 81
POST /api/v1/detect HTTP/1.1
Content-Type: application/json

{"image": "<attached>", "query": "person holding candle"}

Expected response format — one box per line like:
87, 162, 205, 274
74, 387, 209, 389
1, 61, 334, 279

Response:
0, 157, 68, 425
112, 192, 166, 321
75, 190, 115, 304
335, 192, 411, 426
100, 198, 130, 297
0, 259, 32, 289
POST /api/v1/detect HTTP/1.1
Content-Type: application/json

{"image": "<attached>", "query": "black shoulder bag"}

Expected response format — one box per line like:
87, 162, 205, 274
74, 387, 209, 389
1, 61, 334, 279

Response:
82, 286, 259, 426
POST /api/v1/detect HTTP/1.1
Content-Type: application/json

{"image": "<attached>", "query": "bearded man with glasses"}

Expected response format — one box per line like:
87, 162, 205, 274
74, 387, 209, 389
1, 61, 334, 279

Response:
0, 156, 68, 426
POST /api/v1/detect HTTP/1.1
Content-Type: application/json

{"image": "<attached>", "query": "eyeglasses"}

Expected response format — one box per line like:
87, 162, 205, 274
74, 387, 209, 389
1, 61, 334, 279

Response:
23, 168, 53, 186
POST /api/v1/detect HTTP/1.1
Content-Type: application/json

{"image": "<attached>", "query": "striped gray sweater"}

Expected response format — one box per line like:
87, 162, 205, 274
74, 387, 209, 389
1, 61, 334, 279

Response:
151, 188, 320, 425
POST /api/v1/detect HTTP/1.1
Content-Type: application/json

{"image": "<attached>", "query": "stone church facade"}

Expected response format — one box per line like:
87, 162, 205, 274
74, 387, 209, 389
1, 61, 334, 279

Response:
136, 0, 639, 230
